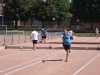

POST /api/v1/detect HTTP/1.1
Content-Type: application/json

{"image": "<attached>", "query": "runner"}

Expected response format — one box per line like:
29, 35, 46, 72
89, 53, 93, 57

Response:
30, 29, 39, 50
61, 29, 73, 62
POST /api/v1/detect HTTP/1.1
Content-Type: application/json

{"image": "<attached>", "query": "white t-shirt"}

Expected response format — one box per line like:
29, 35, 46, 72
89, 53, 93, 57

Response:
31, 31, 39, 40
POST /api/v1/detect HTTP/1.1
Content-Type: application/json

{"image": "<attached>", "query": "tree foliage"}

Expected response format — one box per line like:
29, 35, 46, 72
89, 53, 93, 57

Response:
33, 0, 71, 27
4, 0, 24, 21
3, 0, 71, 29
33, 0, 47, 21
4, 0, 22, 29
35, 0, 71, 21
71, 0, 100, 29
3, 0, 36, 28
52, 0, 71, 20
19, 0, 33, 25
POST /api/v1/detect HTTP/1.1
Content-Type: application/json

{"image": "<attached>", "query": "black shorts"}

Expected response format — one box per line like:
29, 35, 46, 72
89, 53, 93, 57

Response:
32, 40, 37, 44
42, 35, 46, 39
63, 44, 71, 50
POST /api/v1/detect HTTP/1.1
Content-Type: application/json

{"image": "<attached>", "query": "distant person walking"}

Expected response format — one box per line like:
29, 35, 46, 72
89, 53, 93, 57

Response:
30, 29, 39, 50
41, 28, 46, 43
69, 30, 74, 35
61, 29, 73, 62
95, 28, 99, 38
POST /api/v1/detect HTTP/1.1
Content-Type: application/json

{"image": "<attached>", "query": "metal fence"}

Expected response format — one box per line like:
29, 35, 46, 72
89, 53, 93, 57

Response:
0, 32, 62, 46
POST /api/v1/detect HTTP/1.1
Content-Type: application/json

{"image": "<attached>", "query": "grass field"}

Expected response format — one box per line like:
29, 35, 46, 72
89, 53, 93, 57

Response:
0, 30, 97, 37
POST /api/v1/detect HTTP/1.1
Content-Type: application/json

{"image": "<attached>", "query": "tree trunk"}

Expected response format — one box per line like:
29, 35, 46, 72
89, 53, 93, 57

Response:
15, 20, 18, 29
42, 20, 44, 28
31, 17, 33, 26
24, 20, 26, 26
91, 21, 93, 30
57, 20, 60, 26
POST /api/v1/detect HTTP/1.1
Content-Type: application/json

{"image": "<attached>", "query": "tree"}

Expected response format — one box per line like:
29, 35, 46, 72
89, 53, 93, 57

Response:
52, 0, 71, 25
0, 0, 2, 3
33, 0, 71, 28
71, 0, 100, 30
4, 0, 22, 29
33, 0, 47, 28
27, 0, 36, 26
3, 0, 35, 29
19, 0, 32, 26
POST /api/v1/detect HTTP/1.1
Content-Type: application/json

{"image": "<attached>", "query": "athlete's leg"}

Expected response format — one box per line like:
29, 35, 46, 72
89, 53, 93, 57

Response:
33, 40, 37, 50
65, 50, 68, 62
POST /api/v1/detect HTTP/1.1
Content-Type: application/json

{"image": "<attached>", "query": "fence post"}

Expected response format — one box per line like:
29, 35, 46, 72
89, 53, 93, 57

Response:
47, 32, 49, 39
24, 35, 26, 43
18, 35, 20, 43
11, 34, 13, 44
2, 35, 5, 46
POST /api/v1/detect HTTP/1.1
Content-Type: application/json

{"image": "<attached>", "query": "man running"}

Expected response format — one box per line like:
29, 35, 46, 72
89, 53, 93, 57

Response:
61, 29, 73, 62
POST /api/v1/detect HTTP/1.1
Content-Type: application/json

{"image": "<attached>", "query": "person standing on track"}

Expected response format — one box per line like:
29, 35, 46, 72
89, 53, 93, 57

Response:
41, 28, 46, 43
30, 29, 39, 50
61, 29, 73, 62
95, 28, 99, 38
69, 30, 74, 35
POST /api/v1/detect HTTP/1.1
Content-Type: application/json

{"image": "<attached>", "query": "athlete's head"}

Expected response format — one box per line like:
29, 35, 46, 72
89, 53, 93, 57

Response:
63, 29, 67, 34
42, 28, 44, 30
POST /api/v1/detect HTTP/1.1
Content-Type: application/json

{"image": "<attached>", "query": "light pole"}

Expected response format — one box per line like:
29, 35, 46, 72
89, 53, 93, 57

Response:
2, 0, 4, 27
52, 17, 57, 29
52, 17, 55, 25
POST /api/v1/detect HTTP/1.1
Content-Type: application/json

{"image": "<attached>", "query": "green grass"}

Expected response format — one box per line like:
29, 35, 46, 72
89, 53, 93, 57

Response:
73, 33, 96, 37
0, 30, 97, 37
0, 30, 40, 35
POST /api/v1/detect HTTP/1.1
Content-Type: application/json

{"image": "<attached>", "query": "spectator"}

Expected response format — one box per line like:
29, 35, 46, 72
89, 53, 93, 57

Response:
69, 30, 74, 35
95, 28, 99, 38
41, 28, 46, 43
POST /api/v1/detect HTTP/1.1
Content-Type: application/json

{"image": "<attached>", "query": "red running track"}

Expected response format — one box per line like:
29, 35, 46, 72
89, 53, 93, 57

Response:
0, 49, 100, 75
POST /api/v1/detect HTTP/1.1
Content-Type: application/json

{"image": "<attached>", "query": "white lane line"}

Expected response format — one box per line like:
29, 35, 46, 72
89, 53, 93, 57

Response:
0, 50, 63, 72
73, 53, 100, 75
4, 52, 64, 75
0, 51, 28, 58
